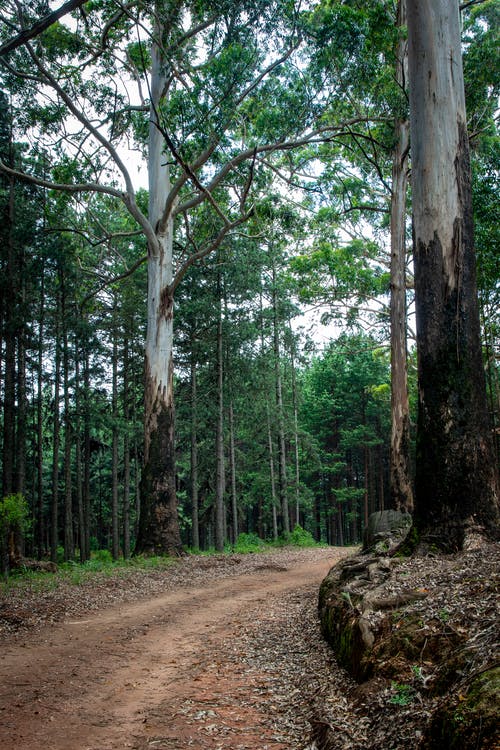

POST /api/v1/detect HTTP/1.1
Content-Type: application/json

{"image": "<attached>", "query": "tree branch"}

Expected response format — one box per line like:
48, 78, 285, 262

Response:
154, 121, 232, 231
79, 254, 147, 309
163, 45, 298, 217
460, 0, 489, 10
0, 158, 123, 197
24, 41, 136, 197
171, 210, 254, 295
0, 0, 89, 57
175, 118, 387, 215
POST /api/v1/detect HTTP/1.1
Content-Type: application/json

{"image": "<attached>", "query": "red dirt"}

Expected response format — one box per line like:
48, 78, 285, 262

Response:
0, 549, 347, 750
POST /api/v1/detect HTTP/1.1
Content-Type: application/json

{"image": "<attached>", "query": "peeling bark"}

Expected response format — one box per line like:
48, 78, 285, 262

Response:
136, 351, 182, 555
135, 6, 183, 555
407, 0, 499, 549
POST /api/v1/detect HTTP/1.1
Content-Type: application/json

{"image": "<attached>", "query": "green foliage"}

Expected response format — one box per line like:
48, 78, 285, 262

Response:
389, 681, 415, 706
126, 42, 151, 75
233, 532, 266, 553
91, 548, 114, 564
299, 333, 391, 544
1, 0, 494, 560
438, 608, 450, 624
279, 524, 318, 547
0, 494, 29, 536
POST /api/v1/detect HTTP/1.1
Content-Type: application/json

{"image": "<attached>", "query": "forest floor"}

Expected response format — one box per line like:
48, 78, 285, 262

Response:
0, 544, 497, 750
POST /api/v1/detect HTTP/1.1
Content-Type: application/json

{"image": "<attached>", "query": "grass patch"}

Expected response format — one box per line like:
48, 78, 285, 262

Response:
0, 552, 177, 595
187, 525, 325, 556
1, 525, 326, 594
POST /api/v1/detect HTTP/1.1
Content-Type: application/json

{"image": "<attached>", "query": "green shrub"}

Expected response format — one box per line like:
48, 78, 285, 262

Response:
91, 549, 114, 564
0, 494, 29, 536
233, 532, 266, 553
389, 681, 415, 706
278, 524, 318, 548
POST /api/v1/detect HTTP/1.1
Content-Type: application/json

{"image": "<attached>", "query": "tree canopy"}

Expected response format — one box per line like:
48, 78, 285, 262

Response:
0, 0, 497, 564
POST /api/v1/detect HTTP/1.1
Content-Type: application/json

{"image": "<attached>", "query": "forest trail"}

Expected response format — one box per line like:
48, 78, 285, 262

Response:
0, 548, 349, 750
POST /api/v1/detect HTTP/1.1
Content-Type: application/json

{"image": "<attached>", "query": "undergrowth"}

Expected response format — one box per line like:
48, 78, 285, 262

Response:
193, 525, 322, 555
1, 525, 324, 595
0, 553, 176, 595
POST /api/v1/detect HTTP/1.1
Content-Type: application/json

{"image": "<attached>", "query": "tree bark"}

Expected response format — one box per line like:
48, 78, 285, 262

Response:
82, 346, 91, 562
289, 327, 301, 527
135, 12, 182, 556
190, 353, 200, 550
215, 290, 225, 552
407, 0, 500, 549
74, 346, 86, 562
50, 300, 61, 563
229, 400, 238, 544
16, 304, 26, 499
122, 334, 131, 559
61, 271, 73, 561
390, 0, 414, 514
2, 169, 16, 498
111, 299, 120, 560
266, 402, 279, 541
36, 268, 45, 558
272, 266, 289, 534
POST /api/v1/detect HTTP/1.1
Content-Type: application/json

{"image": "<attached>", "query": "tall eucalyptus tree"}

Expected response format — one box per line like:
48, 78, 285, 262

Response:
407, 0, 499, 548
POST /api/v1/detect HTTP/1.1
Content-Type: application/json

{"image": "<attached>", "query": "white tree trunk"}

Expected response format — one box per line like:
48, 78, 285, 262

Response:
135, 13, 183, 555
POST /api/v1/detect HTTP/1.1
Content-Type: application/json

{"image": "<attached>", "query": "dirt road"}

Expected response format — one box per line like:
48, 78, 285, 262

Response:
0, 548, 348, 750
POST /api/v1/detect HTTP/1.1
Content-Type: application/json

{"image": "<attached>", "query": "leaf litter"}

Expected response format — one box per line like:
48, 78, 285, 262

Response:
0, 542, 498, 749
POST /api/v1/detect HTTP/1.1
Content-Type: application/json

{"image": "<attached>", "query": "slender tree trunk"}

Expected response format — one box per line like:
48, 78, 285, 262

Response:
16, 308, 26, 499
13, 238, 25, 560
61, 273, 73, 561
314, 492, 321, 542
337, 501, 344, 547
378, 442, 385, 512
481, 303, 499, 460
2, 170, 16, 498
407, 0, 500, 548
266, 403, 279, 541
364, 446, 369, 528
82, 346, 91, 561
36, 269, 45, 559
2, 332, 15, 498
50, 303, 61, 563
111, 300, 119, 560
289, 327, 301, 527
215, 291, 225, 552
272, 268, 289, 533
75, 348, 85, 562
135, 15, 182, 555
190, 354, 199, 550
390, 0, 414, 514
229, 400, 238, 543
122, 335, 131, 559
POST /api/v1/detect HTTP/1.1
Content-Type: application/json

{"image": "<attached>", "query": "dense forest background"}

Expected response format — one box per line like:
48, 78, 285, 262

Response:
0, 0, 498, 562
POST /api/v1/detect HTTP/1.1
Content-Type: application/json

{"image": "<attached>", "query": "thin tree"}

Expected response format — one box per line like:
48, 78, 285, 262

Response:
389, 0, 413, 514
215, 274, 226, 552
